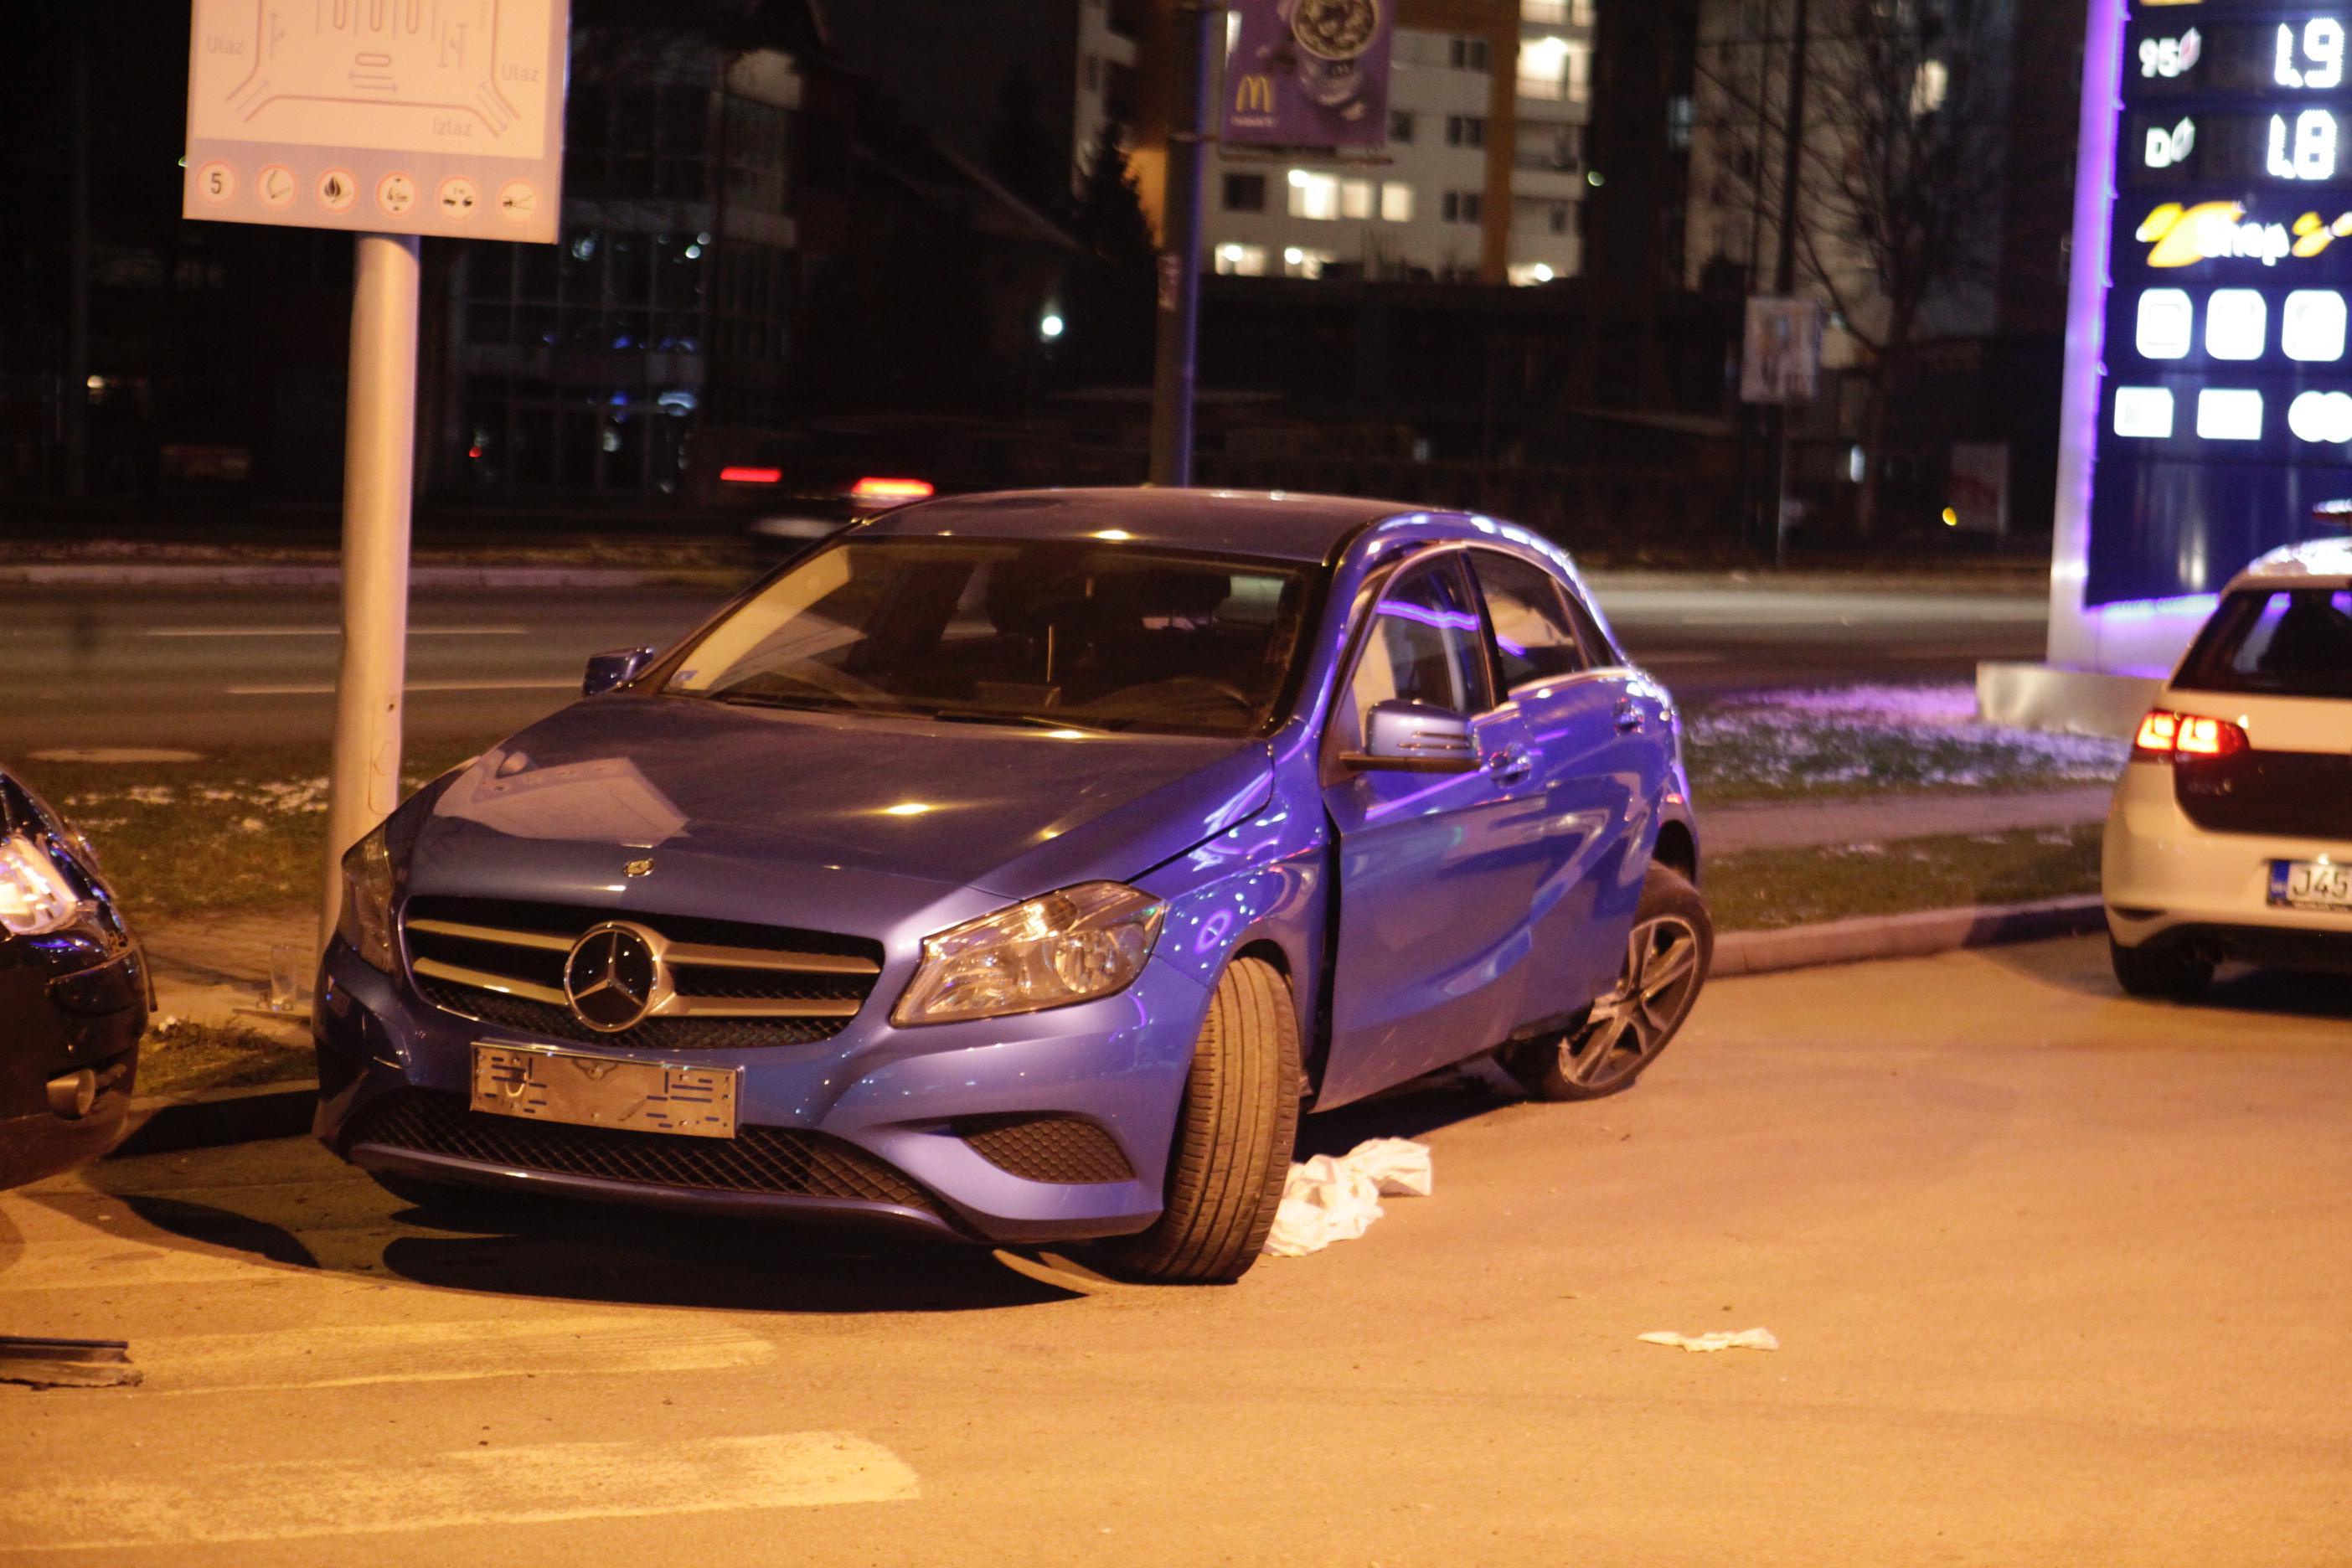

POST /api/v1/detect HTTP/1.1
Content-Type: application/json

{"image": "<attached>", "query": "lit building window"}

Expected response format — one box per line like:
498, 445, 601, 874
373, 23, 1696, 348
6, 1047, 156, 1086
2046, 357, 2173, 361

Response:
1522, 0, 1568, 23
1911, 59, 1949, 116
1282, 246, 1337, 279
1215, 243, 1268, 276
1380, 183, 1415, 222
1288, 168, 1341, 219
1340, 178, 1375, 219
1519, 35, 1585, 101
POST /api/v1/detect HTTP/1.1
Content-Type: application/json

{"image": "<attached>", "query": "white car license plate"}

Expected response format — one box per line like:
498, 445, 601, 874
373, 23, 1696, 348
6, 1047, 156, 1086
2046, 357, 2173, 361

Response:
471, 1044, 739, 1139
2268, 860, 2352, 912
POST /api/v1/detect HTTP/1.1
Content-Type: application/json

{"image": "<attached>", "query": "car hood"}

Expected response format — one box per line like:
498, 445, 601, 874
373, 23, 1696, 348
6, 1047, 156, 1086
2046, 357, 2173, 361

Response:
408, 695, 1274, 936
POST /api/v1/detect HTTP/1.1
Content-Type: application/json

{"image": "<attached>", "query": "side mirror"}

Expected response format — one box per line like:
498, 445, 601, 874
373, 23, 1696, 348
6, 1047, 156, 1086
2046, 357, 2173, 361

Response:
583, 646, 658, 697
1343, 699, 1478, 772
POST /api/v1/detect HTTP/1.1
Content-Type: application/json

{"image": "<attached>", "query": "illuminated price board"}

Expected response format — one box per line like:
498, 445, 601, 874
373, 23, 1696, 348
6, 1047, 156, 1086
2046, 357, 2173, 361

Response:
2092, 3, 2352, 605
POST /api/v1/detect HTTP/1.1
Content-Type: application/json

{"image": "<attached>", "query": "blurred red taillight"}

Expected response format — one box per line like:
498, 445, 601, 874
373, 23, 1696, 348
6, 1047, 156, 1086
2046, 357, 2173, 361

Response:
850, 477, 934, 504
720, 465, 781, 484
2133, 709, 2248, 762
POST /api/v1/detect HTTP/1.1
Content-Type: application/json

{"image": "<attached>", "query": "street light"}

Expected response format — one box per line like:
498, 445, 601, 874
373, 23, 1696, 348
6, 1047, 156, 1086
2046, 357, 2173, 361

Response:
1039, 312, 1065, 341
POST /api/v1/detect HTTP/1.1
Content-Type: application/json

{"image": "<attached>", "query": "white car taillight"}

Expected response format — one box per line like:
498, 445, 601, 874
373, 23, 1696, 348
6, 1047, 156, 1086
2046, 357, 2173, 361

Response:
2132, 709, 2251, 762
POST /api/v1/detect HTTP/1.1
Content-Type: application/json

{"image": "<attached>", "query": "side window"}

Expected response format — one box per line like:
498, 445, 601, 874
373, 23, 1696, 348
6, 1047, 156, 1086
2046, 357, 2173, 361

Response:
1344, 560, 1488, 743
1555, 583, 1622, 668
1470, 551, 1586, 691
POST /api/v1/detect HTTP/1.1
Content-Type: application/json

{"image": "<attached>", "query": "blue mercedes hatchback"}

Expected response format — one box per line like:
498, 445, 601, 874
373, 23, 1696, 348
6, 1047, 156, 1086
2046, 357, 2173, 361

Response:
315, 490, 1709, 1281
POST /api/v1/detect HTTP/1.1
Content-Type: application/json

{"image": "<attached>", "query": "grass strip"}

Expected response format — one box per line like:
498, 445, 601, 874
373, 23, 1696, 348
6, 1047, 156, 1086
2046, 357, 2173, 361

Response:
28, 741, 483, 927
137, 1019, 314, 1097
1708, 823, 2104, 933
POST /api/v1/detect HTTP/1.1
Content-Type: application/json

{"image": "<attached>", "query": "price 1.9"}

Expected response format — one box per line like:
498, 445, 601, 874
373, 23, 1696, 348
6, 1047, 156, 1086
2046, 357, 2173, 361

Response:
2130, 15, 2352, 95
2277, 18, 2344, 89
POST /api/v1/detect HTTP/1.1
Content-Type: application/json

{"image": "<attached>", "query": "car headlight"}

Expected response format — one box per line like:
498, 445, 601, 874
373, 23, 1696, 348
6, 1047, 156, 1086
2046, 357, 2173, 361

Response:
335, 823, 396, 972
894, 882, 1167, 1026
0, 833, 84, 937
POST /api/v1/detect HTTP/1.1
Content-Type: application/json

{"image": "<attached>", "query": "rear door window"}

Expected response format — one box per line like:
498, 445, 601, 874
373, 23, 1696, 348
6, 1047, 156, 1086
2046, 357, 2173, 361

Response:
2179, 587, 2352, 697
1469, 551, 1586, 693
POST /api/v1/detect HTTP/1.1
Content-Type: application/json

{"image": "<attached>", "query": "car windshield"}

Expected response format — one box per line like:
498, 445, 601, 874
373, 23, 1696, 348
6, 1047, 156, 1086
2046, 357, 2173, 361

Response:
2177, 585, 2352, 699
666, 537, 1314, 735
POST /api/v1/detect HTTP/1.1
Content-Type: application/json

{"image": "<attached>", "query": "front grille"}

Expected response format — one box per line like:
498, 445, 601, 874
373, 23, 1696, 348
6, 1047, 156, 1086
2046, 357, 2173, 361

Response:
2174, 751, 2352, 839
958, 1113, 1136, 1184
402, 896, 884, 1050
343, 1089, 939, 1212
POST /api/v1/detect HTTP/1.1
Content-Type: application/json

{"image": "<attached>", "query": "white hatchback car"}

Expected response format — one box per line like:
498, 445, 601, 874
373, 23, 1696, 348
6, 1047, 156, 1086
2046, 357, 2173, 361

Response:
2105, 539, 2352, 999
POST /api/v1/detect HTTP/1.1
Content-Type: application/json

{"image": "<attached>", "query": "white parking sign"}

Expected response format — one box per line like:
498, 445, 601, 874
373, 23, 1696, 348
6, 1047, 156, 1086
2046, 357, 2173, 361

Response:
182, 0, 568, 244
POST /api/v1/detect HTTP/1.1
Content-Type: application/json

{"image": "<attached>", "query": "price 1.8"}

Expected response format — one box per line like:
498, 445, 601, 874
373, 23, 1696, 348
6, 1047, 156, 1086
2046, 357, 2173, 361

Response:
2272, 109, 2341, 181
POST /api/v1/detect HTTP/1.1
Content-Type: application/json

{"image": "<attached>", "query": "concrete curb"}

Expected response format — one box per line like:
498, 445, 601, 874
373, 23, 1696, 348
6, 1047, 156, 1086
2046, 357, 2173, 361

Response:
0, 563, 745, 591
112, 1081, 316, 1159
1713, 895, 2107, 977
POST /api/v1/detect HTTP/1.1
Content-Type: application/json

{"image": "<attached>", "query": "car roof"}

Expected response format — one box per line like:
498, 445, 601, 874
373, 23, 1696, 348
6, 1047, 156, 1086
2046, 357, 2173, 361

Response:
853, 487, 1420, 564
2231, 535, 2352, 591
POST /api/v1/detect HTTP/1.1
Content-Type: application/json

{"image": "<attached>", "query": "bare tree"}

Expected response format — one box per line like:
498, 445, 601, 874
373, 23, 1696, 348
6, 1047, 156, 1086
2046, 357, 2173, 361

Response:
1694, 0, 2010, 538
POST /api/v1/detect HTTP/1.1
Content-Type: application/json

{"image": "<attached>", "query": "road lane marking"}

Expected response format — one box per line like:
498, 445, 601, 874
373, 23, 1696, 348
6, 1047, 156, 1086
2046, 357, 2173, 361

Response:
152, 626, 529, 637
145, 1313, 776, 1395
226, 679, 581, 696
0, 1433, 919, 1550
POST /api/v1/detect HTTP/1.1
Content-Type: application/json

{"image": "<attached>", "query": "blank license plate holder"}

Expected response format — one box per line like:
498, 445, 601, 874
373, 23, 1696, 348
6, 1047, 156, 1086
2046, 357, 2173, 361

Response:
471, 1043, 740, 1139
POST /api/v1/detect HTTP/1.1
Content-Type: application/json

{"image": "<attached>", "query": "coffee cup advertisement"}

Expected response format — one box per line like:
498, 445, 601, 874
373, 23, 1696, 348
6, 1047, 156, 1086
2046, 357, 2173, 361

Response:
1223, 0, 1395, 148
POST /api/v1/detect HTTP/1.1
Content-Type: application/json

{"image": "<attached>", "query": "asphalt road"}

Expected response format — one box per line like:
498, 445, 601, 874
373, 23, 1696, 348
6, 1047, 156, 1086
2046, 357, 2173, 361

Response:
0, 576, 2050, 756
4, 936, 2348, 1565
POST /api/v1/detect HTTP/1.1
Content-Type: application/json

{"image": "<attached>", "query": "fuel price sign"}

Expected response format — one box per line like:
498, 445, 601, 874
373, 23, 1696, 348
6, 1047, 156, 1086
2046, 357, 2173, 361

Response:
2093, 3, 2352, 605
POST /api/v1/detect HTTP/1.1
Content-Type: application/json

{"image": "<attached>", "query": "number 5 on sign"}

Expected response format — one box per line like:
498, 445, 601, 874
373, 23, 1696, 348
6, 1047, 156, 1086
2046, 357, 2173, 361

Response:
2278, 18, 2345, 89
2270, 109, 2339, 180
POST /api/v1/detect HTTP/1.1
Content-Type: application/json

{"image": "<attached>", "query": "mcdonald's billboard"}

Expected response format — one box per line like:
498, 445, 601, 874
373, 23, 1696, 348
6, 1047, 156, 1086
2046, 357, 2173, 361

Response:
1221, 0, 1395, 149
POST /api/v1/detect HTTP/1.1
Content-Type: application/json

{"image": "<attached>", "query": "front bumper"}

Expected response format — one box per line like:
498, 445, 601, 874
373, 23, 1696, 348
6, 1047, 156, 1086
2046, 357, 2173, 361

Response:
2104, 761, 2352, 971
0, 942, 147, 1189
312, 936, 1211, 1245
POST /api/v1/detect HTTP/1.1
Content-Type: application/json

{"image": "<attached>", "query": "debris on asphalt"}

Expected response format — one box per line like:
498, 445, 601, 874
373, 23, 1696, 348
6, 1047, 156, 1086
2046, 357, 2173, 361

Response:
1264, 1138, 1432, 1257
0, 1336, 143, 1389
1638, 1328, 1780, 1354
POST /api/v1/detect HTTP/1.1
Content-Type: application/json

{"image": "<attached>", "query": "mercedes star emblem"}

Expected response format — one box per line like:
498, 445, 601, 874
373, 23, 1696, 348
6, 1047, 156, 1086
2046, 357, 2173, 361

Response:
562, 922, 668, 1033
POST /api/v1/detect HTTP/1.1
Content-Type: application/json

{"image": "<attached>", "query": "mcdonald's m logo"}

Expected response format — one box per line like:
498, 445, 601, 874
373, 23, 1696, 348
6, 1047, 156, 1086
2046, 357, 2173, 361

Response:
1234, 74, 1276, 115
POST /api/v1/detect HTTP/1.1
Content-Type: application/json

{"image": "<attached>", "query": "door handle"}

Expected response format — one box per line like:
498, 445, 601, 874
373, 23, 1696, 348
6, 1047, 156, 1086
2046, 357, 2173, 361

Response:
1487, 745, 1534, 786
1614, 700, 1647, 735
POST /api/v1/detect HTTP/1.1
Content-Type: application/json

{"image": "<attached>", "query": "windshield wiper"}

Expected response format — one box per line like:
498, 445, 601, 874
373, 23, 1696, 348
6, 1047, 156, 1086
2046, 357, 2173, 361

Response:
925, 708, 1127, 734
701, 689, 864, 714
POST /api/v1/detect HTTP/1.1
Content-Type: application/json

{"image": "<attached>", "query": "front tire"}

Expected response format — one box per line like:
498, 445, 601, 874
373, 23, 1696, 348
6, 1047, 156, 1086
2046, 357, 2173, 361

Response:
1106, 956, 1301, 1284
1509, 865, 1712, 1101
2110, 934, 2212, 1001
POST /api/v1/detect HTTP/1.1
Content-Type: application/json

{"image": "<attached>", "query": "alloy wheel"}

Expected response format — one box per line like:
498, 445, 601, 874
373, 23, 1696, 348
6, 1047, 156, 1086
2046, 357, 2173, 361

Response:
1555, 914, 1705, 1092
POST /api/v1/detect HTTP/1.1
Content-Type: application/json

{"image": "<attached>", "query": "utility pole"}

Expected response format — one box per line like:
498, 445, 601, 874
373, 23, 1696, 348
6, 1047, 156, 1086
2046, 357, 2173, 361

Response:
317, 235, 420, 953
1770, 0, 1811, 565
1149, 0, 1219, 488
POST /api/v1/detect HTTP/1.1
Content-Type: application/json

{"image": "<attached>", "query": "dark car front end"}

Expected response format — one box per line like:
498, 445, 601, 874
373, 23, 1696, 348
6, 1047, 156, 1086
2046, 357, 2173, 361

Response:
0, 769, 149, 1189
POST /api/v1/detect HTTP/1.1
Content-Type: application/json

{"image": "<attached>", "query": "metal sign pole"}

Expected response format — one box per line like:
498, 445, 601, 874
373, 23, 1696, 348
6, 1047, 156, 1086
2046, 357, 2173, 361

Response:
1149, 0, 1219, 488
317, 233, 420, 953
